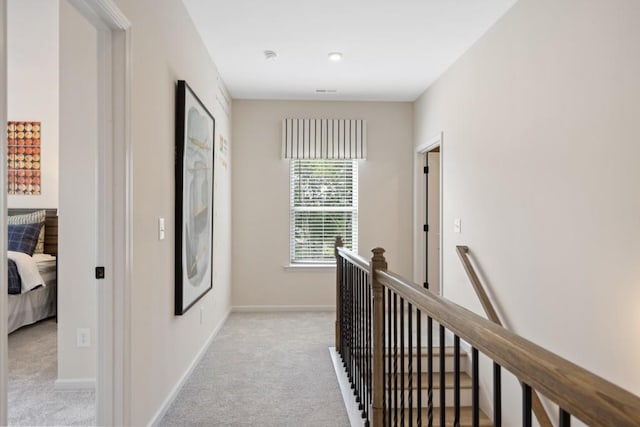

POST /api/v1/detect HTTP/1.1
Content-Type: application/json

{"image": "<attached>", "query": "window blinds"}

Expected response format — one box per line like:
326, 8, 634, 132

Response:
282, 119, 367, 160
290, 160, 358, 263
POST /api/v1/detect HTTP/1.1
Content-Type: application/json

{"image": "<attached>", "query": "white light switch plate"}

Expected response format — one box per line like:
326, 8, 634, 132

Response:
159, 217, 166, 240
454, 218, 461, 233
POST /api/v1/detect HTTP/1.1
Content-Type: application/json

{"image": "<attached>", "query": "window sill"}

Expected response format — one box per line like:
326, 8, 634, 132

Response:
283, 264, 336, 272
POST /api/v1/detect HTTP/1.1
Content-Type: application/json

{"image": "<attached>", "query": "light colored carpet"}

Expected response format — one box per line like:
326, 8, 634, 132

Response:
8, 319, 95, 426
159, 312, 351, 427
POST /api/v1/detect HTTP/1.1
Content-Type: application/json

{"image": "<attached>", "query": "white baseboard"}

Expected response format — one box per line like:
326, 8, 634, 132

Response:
232, 305, 335, 313
329, 347, 365, 427
54, 378, 96, 391
147, 307, 232, 427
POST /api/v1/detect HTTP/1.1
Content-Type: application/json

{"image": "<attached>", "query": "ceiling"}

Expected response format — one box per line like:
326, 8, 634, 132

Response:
182, 0, 518, 102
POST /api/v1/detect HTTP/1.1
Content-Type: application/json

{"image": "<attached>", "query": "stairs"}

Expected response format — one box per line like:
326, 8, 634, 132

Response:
391, 407, 492, 426
383, 343, 491, 427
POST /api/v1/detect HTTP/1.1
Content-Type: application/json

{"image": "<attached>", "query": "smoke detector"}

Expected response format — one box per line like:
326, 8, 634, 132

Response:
264, 50, 277, 60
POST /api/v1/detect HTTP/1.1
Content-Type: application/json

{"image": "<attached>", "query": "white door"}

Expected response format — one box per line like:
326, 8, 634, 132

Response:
426, 151, 440, 294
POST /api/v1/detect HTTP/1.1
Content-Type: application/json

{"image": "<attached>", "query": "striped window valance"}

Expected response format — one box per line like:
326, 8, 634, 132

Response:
282, 119, 367, 160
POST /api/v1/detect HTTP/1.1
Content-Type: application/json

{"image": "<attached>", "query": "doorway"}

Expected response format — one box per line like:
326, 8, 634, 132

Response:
424, 148, 440, 293
0, 0, 132, 424
414, 132, 443, 295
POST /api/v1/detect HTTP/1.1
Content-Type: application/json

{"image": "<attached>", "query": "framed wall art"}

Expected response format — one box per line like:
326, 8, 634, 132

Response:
7, 121, 42, 195
175, 80, 215, 315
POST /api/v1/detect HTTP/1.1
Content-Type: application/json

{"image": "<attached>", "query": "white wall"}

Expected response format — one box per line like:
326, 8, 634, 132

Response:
58, 0, 97, 384
232, 100, 413, 308
111, 0, 232, 424
7, 0, 58, 209
414, 0, 640, 423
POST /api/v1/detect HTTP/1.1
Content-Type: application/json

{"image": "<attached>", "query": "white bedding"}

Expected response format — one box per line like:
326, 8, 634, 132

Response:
8, 250, 46, 293
8, 253, 57, 334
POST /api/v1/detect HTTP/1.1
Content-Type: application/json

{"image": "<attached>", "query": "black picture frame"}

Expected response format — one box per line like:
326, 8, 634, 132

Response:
175, 80, 215, 315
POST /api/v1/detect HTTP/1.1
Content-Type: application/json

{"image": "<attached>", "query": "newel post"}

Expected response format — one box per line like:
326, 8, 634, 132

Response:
334, 236, 344, 352
370, 247, 387, 427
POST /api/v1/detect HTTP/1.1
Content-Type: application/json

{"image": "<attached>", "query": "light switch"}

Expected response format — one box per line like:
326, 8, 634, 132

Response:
454, 218, 461, 233
159, 217, 166, 240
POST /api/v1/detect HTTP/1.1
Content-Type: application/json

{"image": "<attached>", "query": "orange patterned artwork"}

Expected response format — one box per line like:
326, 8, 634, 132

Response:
7, 121, 42, 195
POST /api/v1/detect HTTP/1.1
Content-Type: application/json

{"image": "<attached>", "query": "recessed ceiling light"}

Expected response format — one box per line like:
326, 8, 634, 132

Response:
264, 50, 277, 60
328, 52, 343, 62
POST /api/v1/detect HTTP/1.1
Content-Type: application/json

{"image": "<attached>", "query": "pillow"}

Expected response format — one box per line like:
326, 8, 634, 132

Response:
8, 210, 46, 254
8, 223, 44, 256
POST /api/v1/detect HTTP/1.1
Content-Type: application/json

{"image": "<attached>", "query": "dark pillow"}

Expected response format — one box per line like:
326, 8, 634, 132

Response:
8, 222, 43, 256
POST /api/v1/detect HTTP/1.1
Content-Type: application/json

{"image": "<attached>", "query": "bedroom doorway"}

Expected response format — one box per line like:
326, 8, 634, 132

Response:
414, 132, 443, 295
0, 0, 132, 425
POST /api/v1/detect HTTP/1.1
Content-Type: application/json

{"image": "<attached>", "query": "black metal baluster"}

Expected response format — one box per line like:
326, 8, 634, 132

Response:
358, 269, 364, 414
439, 325, 445, 427
363, 271, 368, 425
559, 408, 571, 427
472, 348, 479, 427
454, 335, 460, 427
400, 297, 405, 427
494, 363, 502, 427
343, 258, 349, 369
344, 262, 350, 376
394, 292, 398, 427
523, 383, 532, 427
382, 286, 387, 427
358, 269, 364, 415
416, 309, 422, 427
360, 270, 365, 419
367, 273, 372, 426
408, 303, 413, 427
427, 317, 433, 427
350, 263, 356, 390
387, 289, 393, 427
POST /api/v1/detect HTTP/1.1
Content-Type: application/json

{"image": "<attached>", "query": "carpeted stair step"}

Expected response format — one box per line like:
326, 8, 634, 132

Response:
387, 371, 472, 390
385, 346, 468, 373
389, 406, 492, 426
385, 372, 473, 407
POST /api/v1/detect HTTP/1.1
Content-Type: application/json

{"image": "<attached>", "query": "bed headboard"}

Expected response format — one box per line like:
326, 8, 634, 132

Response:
8, 208, 58, 256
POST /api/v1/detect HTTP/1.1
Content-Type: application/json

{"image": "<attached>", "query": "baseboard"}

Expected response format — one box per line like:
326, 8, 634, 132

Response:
147, 307, 232, 427
54, 378, 96, 391
329, 347, 364, 427
232, 305, 335, 312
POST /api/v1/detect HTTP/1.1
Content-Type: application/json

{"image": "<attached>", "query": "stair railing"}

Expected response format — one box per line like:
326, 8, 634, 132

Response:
335, 237, 640, 427
456, 245, 552, 427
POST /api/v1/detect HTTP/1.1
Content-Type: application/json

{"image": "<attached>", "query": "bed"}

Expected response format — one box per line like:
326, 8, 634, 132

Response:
7, 208, 58, 334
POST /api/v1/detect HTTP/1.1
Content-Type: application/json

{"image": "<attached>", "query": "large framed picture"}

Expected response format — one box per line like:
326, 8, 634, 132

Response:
175, 80, 215, 315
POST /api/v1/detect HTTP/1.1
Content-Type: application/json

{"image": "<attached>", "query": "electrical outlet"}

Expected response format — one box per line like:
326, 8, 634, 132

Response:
77, 328, 91, 348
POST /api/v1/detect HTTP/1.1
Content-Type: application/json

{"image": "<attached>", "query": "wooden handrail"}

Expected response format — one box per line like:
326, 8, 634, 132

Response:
455, 246, 501, 325
337, 246, 370, 271
376, 268, 640, 426
456, 245, 552, 427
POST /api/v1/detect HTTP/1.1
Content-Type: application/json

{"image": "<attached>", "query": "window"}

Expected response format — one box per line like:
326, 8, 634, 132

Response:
290, 159, 358, 264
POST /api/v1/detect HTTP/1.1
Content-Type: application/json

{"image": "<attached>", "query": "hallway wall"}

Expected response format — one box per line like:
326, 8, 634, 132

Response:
414, 0, 640, 423
232, 100, 413, 308
112, 0, 232, 424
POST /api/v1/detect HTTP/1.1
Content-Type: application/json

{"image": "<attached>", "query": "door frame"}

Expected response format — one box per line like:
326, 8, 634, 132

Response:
413, 132, 444, 295
0, 1, 133, 425
0, 1, 8, 422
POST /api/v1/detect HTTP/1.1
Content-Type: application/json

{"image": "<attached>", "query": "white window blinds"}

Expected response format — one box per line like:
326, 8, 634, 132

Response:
290, 159, 358, 264
282, 119, 367, 160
